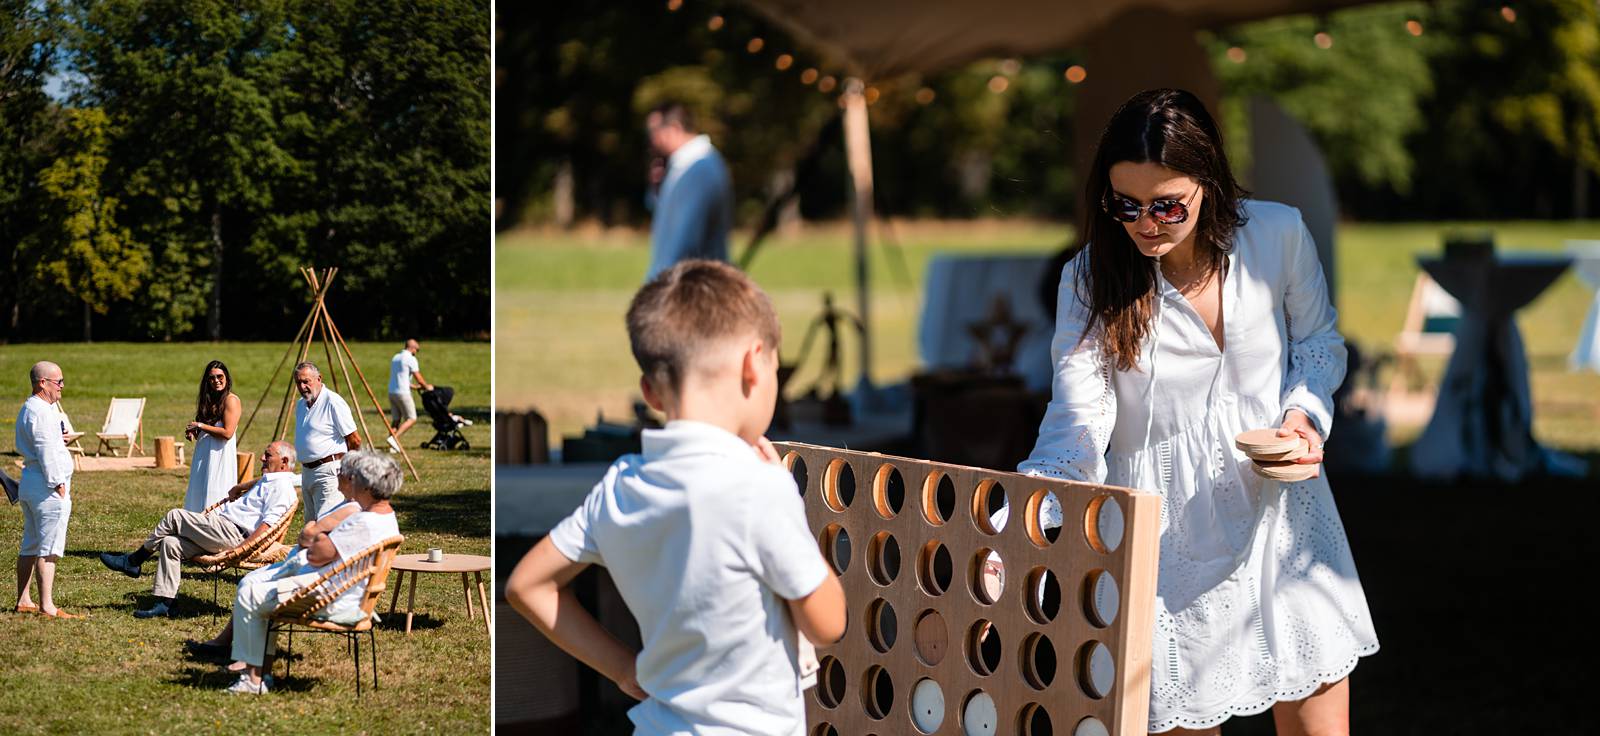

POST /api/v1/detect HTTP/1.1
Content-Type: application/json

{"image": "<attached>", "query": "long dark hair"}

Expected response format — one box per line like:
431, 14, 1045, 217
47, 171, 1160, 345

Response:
1077, 88, 1249, 370
195, 360, 232, 425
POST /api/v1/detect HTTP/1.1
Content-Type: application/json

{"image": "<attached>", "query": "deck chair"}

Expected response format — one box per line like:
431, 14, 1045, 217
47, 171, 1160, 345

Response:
94, 397, 146, 457
268, 535, 405, 696
56, 403, 88, 469
186, 495, 301, 613
1387, 272, 1461, 407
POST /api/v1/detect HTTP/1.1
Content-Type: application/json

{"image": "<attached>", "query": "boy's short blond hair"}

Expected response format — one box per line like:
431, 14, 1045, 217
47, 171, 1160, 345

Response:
627, 260, 782, 394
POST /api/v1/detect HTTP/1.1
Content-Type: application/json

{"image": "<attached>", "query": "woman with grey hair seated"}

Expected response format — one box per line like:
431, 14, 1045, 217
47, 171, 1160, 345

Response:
216, 449, 401, 694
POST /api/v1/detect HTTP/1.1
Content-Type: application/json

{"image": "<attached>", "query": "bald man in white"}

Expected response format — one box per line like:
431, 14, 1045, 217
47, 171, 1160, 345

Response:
14, 361, 80, 618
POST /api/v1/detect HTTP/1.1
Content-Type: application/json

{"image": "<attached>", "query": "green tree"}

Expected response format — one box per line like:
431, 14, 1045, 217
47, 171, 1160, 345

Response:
1, 0, 65, 341
37, 107, 149, 341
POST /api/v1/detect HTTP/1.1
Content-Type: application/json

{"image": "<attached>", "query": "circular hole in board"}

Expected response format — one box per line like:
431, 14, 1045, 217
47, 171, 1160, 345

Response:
1083, 570, 1120, 628
969, 548, 1005, 605
1025, 567, 1062, 624
862, 665, 895, 720
1025, 489, 1063, 547
1075, 641, 1116, 699
816, 655, 847, 709
810, 725, 839, 736
961, 690, 998, 736
972, 479, 1009, 534
918, 540, 953, 596
1019, 703, 1055, 736
966, 620, 1002, 676
865, 598, 898, 653
817, 524, 851, 574
867, 531, 901, 586
913, 609, 948, 666
1021, 633, 1057, 690
910, 678, 945, 734
823, 458, 855, 512
785, 453, 808, 495
1073, 717, 1109, 736
873, 464, 905, 519
923, 472, 955, 526
1083, 494, 1124, 553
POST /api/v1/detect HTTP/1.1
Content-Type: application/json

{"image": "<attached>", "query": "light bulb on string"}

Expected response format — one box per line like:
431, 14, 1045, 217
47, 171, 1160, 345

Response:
800, 68, 819, 85
1064, 65, 1087, 83
818, 75, 837, 93
915, 87, 935, 105
1313, 31, 1333, 49
988, 75, 1009, 93
707, 15, 723, 31
1405, 19, 1423, 36
1500, 6, 1516, 23
864, 86, 880, 104
666, 0, 681, 11
775, 54, 793, 71
747, 37, 764, 53
1226, 46, 1247, 63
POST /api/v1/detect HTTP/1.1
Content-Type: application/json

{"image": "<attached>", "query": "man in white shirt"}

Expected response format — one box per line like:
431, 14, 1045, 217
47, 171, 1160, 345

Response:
385, 339, 432, 451
100, 441, 300, 618
644, 102, 733, 280
292, 362, 361, 520
14, 361, 80, 618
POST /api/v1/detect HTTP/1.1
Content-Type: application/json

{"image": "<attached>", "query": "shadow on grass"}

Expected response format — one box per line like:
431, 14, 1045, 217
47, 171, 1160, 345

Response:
397, 487, 489, 538
375, 612, 446, 632
166, 663, 321, 694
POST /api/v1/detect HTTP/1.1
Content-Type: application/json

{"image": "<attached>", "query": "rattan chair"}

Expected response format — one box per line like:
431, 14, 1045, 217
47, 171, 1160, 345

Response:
267, 535, 405, 696
187, 495, 300, 612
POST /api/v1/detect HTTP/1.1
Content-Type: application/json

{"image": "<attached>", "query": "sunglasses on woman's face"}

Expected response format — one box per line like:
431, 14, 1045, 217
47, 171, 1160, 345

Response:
1102, 187, 1199, 225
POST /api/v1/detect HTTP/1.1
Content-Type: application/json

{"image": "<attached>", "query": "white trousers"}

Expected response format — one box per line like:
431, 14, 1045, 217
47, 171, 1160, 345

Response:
230, 557, 324, 666
301, 462, 342, 521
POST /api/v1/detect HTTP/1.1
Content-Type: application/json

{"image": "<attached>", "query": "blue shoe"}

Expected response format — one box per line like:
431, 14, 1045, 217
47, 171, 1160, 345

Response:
133, 600, 171, 619
99, 552, 142, 578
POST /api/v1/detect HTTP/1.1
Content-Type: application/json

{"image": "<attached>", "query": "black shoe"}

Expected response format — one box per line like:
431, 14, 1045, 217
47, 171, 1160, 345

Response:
133, 600, 172, 619
99, 552, 143, 578
184, 639, 229, 660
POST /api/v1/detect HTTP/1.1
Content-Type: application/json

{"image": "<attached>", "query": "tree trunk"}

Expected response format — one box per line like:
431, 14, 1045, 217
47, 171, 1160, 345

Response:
207, 208, 224, 340
82, 300, 92, 342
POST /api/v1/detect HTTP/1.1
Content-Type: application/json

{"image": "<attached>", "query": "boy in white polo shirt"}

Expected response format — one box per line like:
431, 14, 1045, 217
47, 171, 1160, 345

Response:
508, 259, 845, 736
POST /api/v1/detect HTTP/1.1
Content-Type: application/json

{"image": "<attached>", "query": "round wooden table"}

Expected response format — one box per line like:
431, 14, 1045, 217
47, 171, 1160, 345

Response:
387, 553, 492, 635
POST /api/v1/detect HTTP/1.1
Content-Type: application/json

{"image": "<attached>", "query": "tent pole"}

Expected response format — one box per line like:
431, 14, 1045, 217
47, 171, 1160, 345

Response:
842, 78, 875, 393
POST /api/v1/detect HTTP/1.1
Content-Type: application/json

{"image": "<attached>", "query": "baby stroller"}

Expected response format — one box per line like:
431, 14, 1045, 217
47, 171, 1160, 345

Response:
420, 386, 471, 450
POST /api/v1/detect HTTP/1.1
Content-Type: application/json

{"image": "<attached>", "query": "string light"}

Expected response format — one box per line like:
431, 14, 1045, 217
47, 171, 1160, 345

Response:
666, 0, 681, 11
988, 75, 1009, 93
800, 68, 819, 85
1226, 46, 1247, 63
818, 75, 837, 93
864, 86, 880, 104
1405, 19, 1423, 36
707, 15, 723, 31
915, 87, 936, 105
1500, 5, 1516, 23
775, 54, 793, 71
1313, 31, 1333, 49
1064, 65, 1087, 83
746, 37, 765, 53
999, 59, 1021, 76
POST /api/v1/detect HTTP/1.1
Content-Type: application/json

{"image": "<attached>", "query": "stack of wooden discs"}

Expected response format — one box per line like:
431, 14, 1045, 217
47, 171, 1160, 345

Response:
1234, 429, 1318, 482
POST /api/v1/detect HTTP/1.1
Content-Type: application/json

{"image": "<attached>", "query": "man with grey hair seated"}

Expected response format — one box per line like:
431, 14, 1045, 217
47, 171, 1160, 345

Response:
100, 441, 300, 619
292, 361, 362, 521
214, 449, 401, 694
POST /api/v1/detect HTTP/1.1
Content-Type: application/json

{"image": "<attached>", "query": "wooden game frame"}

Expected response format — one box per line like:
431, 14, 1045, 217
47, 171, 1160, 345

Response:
775, 442, 1161, 736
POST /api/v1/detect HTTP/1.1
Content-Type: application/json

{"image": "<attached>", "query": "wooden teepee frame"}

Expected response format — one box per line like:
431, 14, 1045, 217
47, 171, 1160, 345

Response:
239, 267, 419, 480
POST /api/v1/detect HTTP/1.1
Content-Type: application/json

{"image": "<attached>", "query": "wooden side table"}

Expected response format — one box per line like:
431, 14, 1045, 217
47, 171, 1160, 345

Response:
388, 553, 492, 635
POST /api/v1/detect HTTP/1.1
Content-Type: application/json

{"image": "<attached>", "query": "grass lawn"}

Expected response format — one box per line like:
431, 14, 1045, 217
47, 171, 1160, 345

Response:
497, 219, 1600, 459
0, 341, 489, 734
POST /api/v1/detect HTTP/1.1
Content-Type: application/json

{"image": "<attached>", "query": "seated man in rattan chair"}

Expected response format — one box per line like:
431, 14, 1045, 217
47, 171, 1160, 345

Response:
100, 441, 298, 618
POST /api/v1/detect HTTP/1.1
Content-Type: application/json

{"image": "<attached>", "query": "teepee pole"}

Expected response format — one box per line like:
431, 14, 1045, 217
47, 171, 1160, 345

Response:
323, 302, 420, 481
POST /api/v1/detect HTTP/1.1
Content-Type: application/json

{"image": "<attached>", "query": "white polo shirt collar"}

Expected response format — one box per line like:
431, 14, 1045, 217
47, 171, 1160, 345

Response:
641, 420, 754, 463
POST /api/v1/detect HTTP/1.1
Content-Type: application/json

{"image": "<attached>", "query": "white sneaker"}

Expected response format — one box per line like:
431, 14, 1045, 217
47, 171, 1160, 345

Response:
386, 435, 400, 453
226, 673, 268, 695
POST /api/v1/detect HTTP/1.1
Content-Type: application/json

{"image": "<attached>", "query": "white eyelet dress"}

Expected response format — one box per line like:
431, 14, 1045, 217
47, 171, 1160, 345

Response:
1019, 201, 1379, 732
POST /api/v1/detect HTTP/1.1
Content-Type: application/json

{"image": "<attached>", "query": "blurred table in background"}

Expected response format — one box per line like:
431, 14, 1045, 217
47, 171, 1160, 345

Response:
1410, 246, 1576, 481
1566, 240, 1600, 373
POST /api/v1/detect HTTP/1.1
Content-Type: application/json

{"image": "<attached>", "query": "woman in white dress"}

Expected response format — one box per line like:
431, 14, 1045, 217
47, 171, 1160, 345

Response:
184, 360, 241, 512
1019, 89, 1378, 735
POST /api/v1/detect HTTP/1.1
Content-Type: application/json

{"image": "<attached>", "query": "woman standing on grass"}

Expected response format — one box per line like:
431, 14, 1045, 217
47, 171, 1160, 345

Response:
183, 360, 240, 512
1019, 89, 1378, 734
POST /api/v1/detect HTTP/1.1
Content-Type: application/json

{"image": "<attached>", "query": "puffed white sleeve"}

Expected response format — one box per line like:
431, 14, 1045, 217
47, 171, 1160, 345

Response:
1017, 255, 1117, 484
1279, 215, 1348, 440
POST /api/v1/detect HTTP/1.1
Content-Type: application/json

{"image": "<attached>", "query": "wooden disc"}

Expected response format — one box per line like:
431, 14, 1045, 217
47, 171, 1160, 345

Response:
1234, 429, 1302, 457
1247, 440, 1310, 462
1251, 459, 1319, 482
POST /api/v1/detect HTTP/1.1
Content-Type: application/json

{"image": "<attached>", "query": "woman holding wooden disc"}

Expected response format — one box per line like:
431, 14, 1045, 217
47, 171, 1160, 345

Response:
1019, 89, 1377, 735
183, 360, 241, 512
